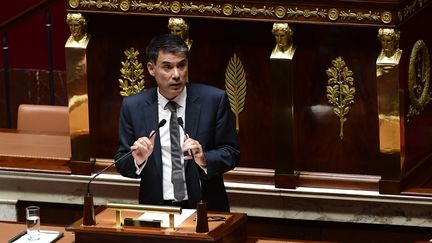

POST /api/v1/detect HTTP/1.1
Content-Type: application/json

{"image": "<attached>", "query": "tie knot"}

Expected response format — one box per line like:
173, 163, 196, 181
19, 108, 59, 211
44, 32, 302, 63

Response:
166, 101, 178, 112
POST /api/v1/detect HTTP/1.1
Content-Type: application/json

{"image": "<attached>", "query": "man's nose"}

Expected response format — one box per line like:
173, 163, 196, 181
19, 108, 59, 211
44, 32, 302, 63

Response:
172, 67, 180, 79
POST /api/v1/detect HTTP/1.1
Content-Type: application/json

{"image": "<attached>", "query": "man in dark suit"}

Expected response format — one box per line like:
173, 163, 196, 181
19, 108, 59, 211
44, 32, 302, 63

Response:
115, 34, 240, 212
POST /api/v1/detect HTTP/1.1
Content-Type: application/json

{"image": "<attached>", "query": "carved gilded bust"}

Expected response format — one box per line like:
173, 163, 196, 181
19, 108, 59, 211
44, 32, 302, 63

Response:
376, 28, 402, 64
168, 17, 192, 50
270, 23, 295, 59
66, 13, 90, 47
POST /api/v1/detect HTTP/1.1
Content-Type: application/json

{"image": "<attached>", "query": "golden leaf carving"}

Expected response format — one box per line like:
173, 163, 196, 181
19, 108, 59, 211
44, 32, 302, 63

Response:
118, 47, 145, 96
326, 56, 355, 140
225, 53, 247, 133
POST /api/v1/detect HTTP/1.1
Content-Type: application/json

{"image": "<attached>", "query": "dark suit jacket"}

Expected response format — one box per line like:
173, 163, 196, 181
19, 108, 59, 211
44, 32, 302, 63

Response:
115, 83, 240, 212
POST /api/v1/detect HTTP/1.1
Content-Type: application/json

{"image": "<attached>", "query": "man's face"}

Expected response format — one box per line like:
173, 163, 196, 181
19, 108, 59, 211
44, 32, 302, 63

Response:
380, 35, 396, 57
170, 26, 186, 40
69, 21, 84, 41
274, 30, 289, 50
147, 51, 188, 100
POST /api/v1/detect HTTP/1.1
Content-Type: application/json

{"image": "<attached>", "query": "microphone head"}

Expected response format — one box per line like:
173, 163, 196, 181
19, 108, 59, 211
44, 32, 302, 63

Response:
177, 117, 184, 126
159, 119, 167, 128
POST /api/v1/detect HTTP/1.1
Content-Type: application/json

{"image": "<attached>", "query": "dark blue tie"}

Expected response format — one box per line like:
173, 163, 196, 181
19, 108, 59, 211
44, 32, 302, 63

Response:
166, 101, 186, 201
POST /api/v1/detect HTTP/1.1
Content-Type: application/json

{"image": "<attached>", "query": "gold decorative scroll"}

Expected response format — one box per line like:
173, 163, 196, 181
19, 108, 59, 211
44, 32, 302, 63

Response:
80, 0, 119, 8
225, 53, 247, 133
118, 48, 145, 96
407, 40, 431, 120
131, 1, 170, 11
339, 10, 381, 21
326, 57, 356, 140
68, 0, 394, 25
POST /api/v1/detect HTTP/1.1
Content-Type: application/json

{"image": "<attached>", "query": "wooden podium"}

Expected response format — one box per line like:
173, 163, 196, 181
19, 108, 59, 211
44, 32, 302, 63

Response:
66, 206, 247, 243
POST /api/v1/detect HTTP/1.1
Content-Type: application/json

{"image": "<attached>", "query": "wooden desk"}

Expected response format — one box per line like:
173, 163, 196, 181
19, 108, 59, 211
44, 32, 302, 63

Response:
246, 238, 338, 243
0, 131, 71, 159
67, 206, 247, 243
0, 131, 71, 174
0, 221, 74, 242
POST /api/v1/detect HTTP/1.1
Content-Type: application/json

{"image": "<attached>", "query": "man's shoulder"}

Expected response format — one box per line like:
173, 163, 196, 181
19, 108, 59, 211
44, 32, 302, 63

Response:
187, 83, 225, 96
123, 87, 157, 104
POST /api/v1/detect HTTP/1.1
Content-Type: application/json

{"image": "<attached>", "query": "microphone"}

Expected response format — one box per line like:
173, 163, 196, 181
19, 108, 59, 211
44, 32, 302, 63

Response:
177, 117, 187, 138
83, 119, 166, 225
177, 117, 195, 161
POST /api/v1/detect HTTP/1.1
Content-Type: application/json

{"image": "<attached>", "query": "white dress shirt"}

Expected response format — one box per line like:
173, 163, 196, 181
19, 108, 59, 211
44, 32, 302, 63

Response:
134, 87, 187, 201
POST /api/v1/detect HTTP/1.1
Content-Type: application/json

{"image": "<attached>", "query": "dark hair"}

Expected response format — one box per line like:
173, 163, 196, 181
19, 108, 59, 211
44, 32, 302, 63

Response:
146, 34, 188, 64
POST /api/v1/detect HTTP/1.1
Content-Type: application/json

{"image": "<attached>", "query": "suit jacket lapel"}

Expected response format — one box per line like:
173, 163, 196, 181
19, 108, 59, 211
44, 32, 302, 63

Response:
142, 89, 163, 179
185, 85, 201, 168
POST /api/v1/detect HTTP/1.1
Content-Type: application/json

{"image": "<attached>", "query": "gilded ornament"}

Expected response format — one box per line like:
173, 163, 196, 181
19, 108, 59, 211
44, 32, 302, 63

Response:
233, 5, 273, 16
340, 10, 380, 22
251, 7, 258, 16
200, 4, 207, 13
147, 2, 154, 10
328, 8, 339, 21
380, 11, 392, 24
182, 3, 222, 14
118, 48, 145, 96
69, 0, 80, 8
80, 0, 118, 8
222, 4, 233, 16
96, 0, 103, 8
407, 40, 431, 120
398, 10, 403, 22
170, 1, 181, 13
326, 57, 356, 140
286, 8, 327, 19
225, 53, 247, 133
120, 0, 130, 11
275, 6, 286, 19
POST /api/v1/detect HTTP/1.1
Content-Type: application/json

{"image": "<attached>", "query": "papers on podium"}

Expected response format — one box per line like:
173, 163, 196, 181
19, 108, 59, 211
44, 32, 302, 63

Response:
9, 230, 63, 243
138, 209, 196, 228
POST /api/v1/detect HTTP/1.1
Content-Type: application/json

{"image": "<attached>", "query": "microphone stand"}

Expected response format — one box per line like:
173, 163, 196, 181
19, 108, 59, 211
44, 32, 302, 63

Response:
177, 117, 208, 233
83, 151, 132, 225
83, 119, 166, 226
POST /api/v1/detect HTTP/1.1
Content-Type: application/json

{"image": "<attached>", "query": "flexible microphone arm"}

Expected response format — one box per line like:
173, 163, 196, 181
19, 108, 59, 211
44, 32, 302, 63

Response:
83, 119, 166, 226
177, 117, 196, 161
86, 119, 167, 195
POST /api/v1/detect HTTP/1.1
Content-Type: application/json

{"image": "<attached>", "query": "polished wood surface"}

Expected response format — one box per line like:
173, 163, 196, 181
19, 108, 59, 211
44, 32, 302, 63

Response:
0, 221, 73, 243
0, 131, 71, 159
0, 131, 71, 174
246, 237, 338, 243
67, 206, 247, 243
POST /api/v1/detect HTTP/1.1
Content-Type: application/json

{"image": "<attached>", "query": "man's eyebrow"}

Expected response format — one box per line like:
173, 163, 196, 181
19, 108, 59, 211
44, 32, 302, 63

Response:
159, 59, 187, 65
160, 61, 173, 66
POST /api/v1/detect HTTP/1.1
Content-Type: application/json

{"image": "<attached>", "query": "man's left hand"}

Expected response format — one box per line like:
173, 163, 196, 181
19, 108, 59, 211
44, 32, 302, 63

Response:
182, 138, 206, 167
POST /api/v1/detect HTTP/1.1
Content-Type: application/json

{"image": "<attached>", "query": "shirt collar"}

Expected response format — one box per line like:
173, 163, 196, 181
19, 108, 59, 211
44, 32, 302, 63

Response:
157, 86, 187, 110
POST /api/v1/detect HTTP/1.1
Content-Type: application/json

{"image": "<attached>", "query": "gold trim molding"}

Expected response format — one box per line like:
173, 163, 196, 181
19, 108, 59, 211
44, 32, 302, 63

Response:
407, 40, 431, 120
398, 0, 432, 23
68, 0, 396, 25
225, 53, 247, 133
326, 57, 356, 140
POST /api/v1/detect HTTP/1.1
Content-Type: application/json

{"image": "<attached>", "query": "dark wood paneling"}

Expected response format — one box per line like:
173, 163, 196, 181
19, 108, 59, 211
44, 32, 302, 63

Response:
85, 14, 384, 176
294, 25, 381, 175
86, 15, 274, 168
398, 4, 432, 186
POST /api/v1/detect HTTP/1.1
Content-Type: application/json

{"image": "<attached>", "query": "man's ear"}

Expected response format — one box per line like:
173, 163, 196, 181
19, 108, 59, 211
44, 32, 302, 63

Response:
147, 62, 155, 76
